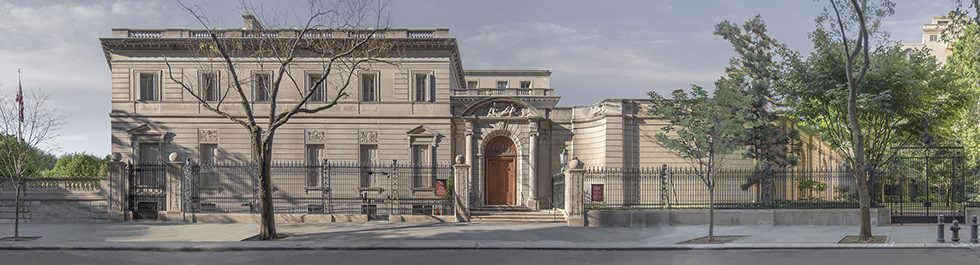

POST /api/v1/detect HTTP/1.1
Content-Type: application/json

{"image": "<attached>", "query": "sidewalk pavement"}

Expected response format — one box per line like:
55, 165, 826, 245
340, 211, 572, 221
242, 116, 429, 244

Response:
0, 221, 976, 250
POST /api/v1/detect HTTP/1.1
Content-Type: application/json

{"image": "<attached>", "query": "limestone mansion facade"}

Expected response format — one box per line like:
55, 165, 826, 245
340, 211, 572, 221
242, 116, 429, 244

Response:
101, 19, 841, 211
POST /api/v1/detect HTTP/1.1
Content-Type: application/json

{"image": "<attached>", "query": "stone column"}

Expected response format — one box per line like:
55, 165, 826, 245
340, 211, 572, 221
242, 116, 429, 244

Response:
527, 131, 539, 210
106, 153, 127, 221
453, 155, 471, 222
464, 122, 475, 202
565, 158, 585, 227
165, 152, 184, 216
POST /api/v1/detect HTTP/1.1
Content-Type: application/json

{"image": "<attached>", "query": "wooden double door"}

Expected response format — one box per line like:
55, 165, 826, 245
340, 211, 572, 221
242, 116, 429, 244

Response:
485, 137, 517, 205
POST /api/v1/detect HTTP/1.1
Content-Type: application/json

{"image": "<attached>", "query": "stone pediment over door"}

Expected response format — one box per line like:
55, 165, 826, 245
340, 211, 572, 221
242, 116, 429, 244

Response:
128, 123, 174, 143
460, 97, 543, 119
406, 125, 443, 146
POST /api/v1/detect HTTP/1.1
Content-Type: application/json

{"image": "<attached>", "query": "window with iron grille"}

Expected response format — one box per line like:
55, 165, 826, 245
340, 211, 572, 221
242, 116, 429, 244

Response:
199, 144, 219, 188
359, 145, 378, 187
306, 144, 323, 187
411, 145, 430, 188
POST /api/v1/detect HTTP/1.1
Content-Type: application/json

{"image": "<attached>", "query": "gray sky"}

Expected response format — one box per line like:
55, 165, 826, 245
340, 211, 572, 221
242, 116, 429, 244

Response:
0, 0, 955, 156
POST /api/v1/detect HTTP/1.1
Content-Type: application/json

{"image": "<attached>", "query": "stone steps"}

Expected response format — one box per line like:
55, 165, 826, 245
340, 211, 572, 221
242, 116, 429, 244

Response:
471, 206, 564, 223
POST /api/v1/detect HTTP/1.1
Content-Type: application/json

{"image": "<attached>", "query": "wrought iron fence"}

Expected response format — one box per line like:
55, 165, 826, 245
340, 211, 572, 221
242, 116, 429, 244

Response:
583, 165, 870, 210
185, 160, 453, 217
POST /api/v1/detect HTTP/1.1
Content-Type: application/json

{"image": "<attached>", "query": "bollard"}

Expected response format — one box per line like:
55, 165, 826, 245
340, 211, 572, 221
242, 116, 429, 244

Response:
951, 219, 961, 242
937, 215, 946, 243
971, 216, 978, 244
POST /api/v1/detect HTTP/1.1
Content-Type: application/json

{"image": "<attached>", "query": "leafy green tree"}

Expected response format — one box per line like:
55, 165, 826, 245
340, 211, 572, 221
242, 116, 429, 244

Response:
784, 31, 970, 171
43, 153, 109, 178
0, 134, 56, 178
714, 15, 801, 168
946, 23, 980, 168
649, 84, 751, 242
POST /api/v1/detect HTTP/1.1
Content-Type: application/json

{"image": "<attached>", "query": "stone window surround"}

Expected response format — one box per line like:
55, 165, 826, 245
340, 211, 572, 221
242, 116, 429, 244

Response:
358, 70, 380, 102
198, 70, 222, 102
496, 80, 509, 89
466, 80, 479, 89
132, 70, 162, 102
305, 71, 327, 102
411, 70, 435, 102
519, 80, 532, 89
251, 70, 273, 102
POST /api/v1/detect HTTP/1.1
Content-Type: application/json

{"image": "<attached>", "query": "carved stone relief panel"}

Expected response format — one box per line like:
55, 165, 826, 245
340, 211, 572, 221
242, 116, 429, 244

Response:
306, 130, 326, 144
198, 129, 219, 143
358, 130, 379, 144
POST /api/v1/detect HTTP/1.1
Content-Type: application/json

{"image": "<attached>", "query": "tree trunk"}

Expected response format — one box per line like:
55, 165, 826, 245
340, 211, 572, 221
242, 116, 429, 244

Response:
847, 76, 872, 241
254, 127, 277, 240
14, 180, 21, 240
708, 185, 715, 242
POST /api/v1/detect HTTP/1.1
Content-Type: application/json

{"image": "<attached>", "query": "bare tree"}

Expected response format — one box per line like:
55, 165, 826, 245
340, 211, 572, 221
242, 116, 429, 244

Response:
0, 88, 65, 240
828, 0, 875, 241
166, 0, 394, 240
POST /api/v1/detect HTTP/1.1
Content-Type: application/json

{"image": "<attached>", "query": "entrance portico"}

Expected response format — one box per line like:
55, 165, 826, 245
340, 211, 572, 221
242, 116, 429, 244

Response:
459, 97, 546, 209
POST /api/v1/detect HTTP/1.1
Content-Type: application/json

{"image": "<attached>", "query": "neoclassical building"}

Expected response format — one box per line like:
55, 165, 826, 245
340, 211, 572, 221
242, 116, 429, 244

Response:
103, 16, 839, 212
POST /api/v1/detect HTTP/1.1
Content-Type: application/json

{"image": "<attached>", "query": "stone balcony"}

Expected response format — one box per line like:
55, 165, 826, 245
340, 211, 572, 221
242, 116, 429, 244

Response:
110, 28, 450, 39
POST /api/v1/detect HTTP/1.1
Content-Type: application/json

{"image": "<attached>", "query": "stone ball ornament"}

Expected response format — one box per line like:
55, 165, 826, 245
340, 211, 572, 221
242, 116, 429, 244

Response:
455, 154, 466, 164
168, 152, 179, 163
111, 152, 122, 162
568, 157, 584, 170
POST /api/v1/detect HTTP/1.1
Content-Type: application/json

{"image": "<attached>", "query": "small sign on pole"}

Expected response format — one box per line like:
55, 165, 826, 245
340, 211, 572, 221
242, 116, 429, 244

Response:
591, 184, 604, 202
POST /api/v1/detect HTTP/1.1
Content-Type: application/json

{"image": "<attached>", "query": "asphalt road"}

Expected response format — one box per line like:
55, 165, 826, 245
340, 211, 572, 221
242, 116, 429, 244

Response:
1, 249, 977, 265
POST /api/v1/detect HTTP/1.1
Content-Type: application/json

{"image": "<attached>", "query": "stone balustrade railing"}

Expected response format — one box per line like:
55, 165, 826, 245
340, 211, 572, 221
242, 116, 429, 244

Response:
113, 28, 449, 39
0, 178, 104, 192
451, 88, 555, 97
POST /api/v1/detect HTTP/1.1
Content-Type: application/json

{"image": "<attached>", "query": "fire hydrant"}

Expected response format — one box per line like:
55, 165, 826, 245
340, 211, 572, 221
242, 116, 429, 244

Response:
971, 216, 978, 244
937, 215, 945, 243
950, 219, 961, 242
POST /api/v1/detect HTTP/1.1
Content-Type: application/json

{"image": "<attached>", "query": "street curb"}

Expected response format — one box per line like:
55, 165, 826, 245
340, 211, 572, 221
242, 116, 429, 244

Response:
0, 243, 976, 251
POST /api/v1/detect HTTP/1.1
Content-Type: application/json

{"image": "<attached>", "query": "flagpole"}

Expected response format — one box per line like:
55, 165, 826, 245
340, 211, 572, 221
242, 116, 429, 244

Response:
14, 68, 23, 240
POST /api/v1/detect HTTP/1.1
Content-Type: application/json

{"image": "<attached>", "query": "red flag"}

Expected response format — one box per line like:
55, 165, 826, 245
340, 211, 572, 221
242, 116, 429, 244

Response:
16, 69, 24, 123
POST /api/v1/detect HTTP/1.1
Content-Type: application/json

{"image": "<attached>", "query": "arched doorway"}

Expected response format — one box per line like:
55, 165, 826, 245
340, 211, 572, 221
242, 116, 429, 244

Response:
485, 136, 517, 205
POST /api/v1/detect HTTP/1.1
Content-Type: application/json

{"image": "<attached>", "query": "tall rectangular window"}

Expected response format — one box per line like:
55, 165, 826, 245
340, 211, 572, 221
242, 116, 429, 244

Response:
411, 145, 430, 188
519, 81, 532, 89
496, 81, 508, 89
359, 145, 378, 187
466, 80, 478, 89
200, 144, 218, 164
930, 35, 939, 42
254, 73, 271, 102
306, 144, 323, 187
139, 73, 157, 101
414, 73, 428, 102
138, 143, 161, 164
201, 72, 219, 101
199, 144, 219, 188
307, 73, 325, 102
361, 73, 377, 102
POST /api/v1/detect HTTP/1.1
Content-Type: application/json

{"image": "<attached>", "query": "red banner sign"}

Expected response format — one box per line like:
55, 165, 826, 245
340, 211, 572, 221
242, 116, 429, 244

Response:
435, 179, 447, 197
591, 184, 604, 202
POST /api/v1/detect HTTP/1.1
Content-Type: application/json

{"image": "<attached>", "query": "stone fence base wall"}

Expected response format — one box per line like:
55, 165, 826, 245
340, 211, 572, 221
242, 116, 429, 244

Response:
586, 208, 891, 227
159, 212, 458, 223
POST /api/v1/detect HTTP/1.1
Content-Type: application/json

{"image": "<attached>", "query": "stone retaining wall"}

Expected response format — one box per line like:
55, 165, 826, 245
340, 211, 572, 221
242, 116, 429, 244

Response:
586, 208, 891, 227
159, 212, 458, 223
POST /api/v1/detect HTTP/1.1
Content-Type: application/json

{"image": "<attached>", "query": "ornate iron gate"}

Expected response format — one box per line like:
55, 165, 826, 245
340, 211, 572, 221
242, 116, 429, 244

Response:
128, 162, 167, 220
885, 145, 969, 224
552, 172, 564, 209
